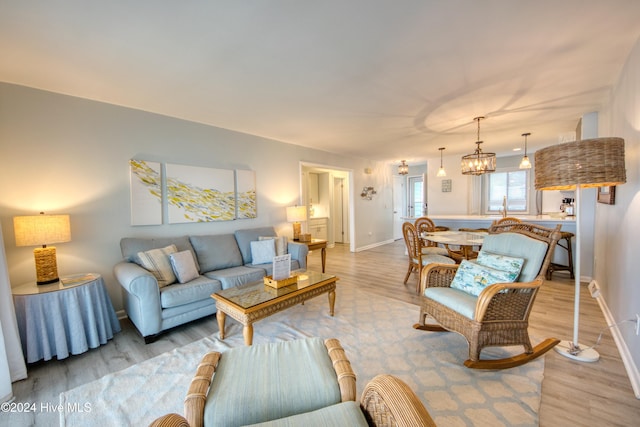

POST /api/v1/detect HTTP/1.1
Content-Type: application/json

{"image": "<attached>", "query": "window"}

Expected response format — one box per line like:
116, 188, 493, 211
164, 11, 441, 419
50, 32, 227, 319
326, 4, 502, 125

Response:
408, 175, 424, 217
484, 169, 529, 214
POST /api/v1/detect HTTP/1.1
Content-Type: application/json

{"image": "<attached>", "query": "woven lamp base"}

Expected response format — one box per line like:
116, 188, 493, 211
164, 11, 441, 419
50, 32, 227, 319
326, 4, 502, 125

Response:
34, 246, 60, 285
292, 222, 302, 241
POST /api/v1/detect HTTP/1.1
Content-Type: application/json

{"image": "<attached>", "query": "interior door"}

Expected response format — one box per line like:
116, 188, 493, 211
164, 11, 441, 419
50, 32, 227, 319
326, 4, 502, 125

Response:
393, 176, 405, 240
333, 177, 346, 243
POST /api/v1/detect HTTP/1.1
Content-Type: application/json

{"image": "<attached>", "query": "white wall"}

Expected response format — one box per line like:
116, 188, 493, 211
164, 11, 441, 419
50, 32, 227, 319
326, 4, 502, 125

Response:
597, 36, 640, 383
0, 83, 394, 311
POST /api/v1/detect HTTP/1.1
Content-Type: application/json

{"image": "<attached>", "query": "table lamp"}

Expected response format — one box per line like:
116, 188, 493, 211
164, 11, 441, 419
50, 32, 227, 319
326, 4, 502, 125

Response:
286, 206, 307, 241
535, 137, 626, 362
14, 212, 71, 285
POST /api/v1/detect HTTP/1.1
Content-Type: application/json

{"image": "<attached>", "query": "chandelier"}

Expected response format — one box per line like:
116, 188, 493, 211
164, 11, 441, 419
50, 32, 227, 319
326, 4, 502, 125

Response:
398, 160, 409, 175
460, 116, 496, 175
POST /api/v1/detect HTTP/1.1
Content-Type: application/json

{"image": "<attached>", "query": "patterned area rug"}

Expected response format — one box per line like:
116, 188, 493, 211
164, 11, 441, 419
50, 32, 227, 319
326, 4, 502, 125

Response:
60, 284, 545, 427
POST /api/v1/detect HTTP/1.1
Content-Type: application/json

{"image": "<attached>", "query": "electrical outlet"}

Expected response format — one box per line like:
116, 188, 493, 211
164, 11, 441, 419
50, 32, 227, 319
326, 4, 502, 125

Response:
636, 314, 640, 336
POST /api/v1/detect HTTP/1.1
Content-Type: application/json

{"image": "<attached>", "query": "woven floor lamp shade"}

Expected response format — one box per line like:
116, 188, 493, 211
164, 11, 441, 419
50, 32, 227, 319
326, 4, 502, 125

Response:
535, 137, 626, 190
535, 137, 626, 362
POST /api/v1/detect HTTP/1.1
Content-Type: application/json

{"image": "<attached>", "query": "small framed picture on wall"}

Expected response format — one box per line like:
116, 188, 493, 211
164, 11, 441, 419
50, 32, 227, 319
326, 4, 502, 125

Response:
597, 186, 616, 205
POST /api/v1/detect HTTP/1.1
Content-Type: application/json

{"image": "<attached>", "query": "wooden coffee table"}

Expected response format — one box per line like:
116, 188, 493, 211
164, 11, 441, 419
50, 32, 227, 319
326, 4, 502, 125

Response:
211, 270, 338, 345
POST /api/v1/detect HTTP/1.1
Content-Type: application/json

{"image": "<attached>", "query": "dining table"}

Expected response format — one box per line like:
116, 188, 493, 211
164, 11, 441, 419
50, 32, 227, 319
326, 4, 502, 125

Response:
420, 230, 487, 263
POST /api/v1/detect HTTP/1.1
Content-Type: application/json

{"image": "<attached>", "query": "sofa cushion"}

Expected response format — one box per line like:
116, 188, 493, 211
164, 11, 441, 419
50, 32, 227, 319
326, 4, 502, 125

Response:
169, 250, 200, 284
121, 236, 195, 265
235, 227, 278, 264
259, 235, 288, 256
450, 259, 519, 297
205, 337, 342, 427
244, 401, 368, 427
204, 266, 266, 289
137, 245, 178, 287
424, 286, 478, 319
250, 239, 276, 265
159, 275, 221, 308
480, 233, 548, 282
190, 234, 243, 272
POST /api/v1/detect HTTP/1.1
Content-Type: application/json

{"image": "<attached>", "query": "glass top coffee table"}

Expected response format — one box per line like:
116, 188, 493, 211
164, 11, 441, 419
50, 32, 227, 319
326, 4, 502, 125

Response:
211, 270, 338, 345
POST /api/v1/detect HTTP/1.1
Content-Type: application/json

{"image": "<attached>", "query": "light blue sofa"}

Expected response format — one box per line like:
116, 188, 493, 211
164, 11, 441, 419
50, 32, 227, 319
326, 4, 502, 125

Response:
113, 226, 308, 343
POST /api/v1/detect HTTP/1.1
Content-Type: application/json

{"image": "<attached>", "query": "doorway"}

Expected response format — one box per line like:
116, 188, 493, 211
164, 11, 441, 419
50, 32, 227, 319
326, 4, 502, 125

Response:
300, 163, 353, 251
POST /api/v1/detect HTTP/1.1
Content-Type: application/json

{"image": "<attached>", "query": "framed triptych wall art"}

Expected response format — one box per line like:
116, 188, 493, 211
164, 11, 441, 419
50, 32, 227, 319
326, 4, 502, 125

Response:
129, 159, 256, 225
235, 169, 257, 219
166, 163, 236, 223
129, 160, 162, 226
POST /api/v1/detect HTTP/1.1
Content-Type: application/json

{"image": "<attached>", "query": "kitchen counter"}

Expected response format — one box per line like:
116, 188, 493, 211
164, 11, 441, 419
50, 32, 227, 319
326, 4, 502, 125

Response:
427, 214, 574, 224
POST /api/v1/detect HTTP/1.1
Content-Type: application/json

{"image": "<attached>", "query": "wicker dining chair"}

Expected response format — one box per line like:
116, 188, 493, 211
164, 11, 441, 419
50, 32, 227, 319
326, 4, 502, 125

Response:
494, 217, 522, 228
414, 216, 449, 256
403, 222, 455, 292
414, 222, 562, 369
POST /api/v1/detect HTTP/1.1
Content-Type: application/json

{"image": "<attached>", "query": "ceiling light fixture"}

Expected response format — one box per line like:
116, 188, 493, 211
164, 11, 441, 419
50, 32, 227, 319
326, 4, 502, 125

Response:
437, 148, 446, 177
519, 132, 532, 169
461, 116, 496, 175
398, 160, 409, 175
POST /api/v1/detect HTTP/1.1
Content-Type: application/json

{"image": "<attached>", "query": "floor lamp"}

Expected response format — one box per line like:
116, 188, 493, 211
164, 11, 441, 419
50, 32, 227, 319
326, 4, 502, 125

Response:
535, 137, 626, 362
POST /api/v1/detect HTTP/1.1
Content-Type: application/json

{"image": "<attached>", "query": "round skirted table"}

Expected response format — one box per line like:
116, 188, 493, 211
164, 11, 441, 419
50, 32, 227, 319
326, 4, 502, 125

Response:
12, 273, 121, 363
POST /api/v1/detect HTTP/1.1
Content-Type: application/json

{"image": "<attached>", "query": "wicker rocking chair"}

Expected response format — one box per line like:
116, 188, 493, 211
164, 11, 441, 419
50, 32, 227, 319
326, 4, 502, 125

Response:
414, 222, 562, 369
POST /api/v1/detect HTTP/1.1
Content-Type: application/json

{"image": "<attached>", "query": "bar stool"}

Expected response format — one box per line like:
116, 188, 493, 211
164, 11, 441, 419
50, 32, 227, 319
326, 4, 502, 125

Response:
546, 231, 575, 279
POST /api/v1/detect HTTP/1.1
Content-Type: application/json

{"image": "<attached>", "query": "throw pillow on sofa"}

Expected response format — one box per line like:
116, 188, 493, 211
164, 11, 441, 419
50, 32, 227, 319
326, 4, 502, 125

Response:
258, 235, 288, 256
450, 259, 519, 297
169, 250, 200, 284
137, 244, 178, 287
250, 239, 276, 264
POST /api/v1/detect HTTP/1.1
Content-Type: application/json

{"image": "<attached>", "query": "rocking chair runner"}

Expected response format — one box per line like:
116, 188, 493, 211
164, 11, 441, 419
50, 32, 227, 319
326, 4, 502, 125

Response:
414, 222, 562, 369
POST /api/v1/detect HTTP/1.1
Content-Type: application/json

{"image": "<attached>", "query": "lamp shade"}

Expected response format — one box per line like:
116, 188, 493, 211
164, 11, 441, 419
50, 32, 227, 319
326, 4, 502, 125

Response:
286, 206, 307, 223
535, 137, 626, 190
14, 214, 71, 247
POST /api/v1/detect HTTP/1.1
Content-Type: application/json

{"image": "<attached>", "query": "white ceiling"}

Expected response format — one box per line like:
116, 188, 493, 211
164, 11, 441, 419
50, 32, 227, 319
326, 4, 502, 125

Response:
2, 1, 640, 164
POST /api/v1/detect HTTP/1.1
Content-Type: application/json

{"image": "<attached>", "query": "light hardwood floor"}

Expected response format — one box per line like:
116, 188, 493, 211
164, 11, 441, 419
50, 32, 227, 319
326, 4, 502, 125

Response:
10, 240, 640, 426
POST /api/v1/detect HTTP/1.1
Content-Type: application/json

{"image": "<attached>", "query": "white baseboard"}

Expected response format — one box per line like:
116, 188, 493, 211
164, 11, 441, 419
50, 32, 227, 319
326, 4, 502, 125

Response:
591, 280, 640, 399
355, 239, 395, 252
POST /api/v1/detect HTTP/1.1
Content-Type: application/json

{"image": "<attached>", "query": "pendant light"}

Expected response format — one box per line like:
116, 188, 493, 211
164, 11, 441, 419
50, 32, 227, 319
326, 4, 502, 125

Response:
398, 160, 409, 175
461, 116, 496, 175
436, 148, 447, 177
519, 132, 532, 169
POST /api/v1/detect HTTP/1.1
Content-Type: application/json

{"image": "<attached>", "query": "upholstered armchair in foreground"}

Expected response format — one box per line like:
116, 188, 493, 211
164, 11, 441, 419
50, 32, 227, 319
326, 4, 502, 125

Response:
149, 338, 435, 427
414, 222, 562, 369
